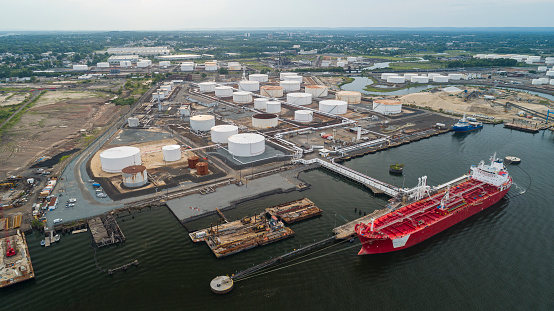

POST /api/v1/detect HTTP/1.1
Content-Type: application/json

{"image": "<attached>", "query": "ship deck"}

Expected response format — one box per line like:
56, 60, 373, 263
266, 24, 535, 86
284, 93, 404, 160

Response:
362, 178, 499, 239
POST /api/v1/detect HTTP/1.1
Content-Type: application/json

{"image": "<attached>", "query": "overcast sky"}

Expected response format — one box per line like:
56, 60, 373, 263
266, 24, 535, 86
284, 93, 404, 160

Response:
1, 0, 553, 31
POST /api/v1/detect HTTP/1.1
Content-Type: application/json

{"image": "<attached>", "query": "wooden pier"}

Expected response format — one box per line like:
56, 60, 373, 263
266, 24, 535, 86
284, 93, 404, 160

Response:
88, 214, 125, 247
265, 198, 322, 224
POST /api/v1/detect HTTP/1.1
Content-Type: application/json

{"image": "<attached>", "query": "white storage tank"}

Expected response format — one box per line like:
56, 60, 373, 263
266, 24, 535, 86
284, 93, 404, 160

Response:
162, 145, 181, 162
73, 65, 88, 71
403, 73, 418, 81
427, 73, 440, 79
120, 61, 132, 68
538, 77, 550, 84
304, 85, 329, 97
97, 62, 110, 68
545, 57, 554, 65
127, 117, 139, 128
538, 66, 548, 72
228, 133, 266, 157
205, 62, 218, 71
283, 75, 303, 83
190, 115, 216, 132
210, 125, 239, 143
433, 75, 449, 83
199, 82, 216, 92
239, 80, 260, 92
294, 110, 313, 123
260, 86, 284, 98
373, 99, 402, 115
532, 79, 543, 85
550, 79, 554, 85
233, 91, 253, 104
319, 100, 348, 115
411, 76, 430, 83
254, 98, 269, 110
336, 91, 362, 104
265, 101, 282, 113
179, 105, 191, 117
227, 62, 242, 71
448, 73, 462, 80
215, 86, 233, 98
249, 74, 269, 82
381, 73, 396, 80
181, 62, 195, 71
280, 72, 298, 80
252, 113, 279, 128
280, 80, 301, 92
159, 61, 171, 68
122, 165, 148, 188
100, 146, 142, 173
546, 71, 554, 77
387, 75, 406, 83
287, 93, 312, 106
137, 60, 152, 68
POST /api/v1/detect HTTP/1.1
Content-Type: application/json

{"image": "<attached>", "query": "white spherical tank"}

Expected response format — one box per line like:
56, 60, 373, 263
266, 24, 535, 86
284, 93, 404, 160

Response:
319, 100, 348, 115
260, 86, 284, 98
233, 91, 253, 104
252, 113, 279, 129
210, 125, 239, 143
287, 93, 312, 106
100, 146, 141, 173
249, 74, 269, 82
254, 98, 269, 110
387, 75, 406, 83
162, 145, 181, 162
215, 86, 233, 98
294, 110, 313, 123
335, 91, 362, 105
280, 80, 301, 92
122, 165, 148, 188
280, 72, 298, 80
304, 85, 329, 97
190, 115, 216, 132
199, 82, 216, 92
433, 75, 449, 83
373, 99, 402, 115
265, 101, 282, 113
283, 75, 303, 83
228, 133, 266, 157
127, 117, 139, 128
411, 76, 430, 83
239, 80, 260, 92
381, 73, 396, 80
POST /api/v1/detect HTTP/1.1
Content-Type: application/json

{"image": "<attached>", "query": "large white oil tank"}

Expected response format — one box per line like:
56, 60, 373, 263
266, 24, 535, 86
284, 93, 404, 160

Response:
336, 91, 362, 105
411, 76, 430, 83
280, 80, 301, 92
373, 99, 402, 115
210, 125, 239, 143
233, 91, 253, 104
73, 65, 88, 71
294, 110, 313, 123
179, 105, 191, 117
227, 62, 242, 71
162, 145, 181, 162
532, 79, 544, 85
283, 75, 303, 83
254, 98, 269, 110
159, 61, 171, 68
387, 75, 406, 83
252, 113, 279, 128
304, 85, 328, 97
100, 146, 141, 173
287, 93, 312, 106
545, 57, 554, 65
280, 72, 298, 80
239, 80, 260, 92
550, 79, 554, 85
249, 74, 269, 82
199, 82, 216, 92
122, 165, 148, 188
205, 62, 218, 71
260, 86, 284, 97
215, 86, 233, 97
181, 62, 195, 71
433, 75, 449, 83
228, 133, 266, 157
97, 62, 110, 68
137, 60, 152, 68
319, 100, 348, 115
538, 66, 548, 72
403, 73, 418, 81
120, 61, 132, 68
265, 101, 281, 113
538, 77, 550, 84
528, 56, 541, 62
381, 73, 396, 80
127, 117, 139, 128
427, 73, 441, 79
448, 73, 462, 80
546, 71, 554, 77
190, 115, 216, 132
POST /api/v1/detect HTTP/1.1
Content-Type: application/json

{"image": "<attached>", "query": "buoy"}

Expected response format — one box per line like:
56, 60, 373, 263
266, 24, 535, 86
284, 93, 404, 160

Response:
210, 276, 234, 294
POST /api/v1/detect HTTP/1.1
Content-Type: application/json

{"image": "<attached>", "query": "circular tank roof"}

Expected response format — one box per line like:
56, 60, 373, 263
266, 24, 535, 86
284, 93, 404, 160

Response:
228, 133, 265, 144
281, 80, 300, 84
233, 91, 251, 95
374, 99, 402, 105
122, 165, 147, 174
337, 91, 361, 96
288, 92, 311, 98
100, 146, 140, 159
190, 115, 215, 121
162, 145, 180, 151
253, 113, 278, 119
305, 85, 327, 89
261, 86, 283, 90
296, 110, 313, 115
215, 86, 232, 89
199, 82, 216, 85
211, 124, 238, 132
320, 100, 347, 106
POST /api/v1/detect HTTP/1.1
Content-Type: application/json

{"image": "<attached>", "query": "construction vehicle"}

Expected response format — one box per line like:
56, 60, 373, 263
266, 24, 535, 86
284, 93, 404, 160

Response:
0, 200, 16, 257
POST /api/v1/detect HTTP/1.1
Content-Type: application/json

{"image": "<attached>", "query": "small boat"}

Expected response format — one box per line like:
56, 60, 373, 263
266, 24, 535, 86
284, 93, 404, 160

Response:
453, 114, 483, 133
40, 240, 46, 246
54, 234, 60, 242
504, 156, 521, 164
389, 163, 404, 175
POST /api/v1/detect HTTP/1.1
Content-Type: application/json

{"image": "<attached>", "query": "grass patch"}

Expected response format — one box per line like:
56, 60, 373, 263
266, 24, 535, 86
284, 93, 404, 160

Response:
113, 97, 135, 106
338, 77, 355, 87
59, 155, 70, 162
388, 62, 444, 71
363, 83, 433, 93
0, 91, 45, 135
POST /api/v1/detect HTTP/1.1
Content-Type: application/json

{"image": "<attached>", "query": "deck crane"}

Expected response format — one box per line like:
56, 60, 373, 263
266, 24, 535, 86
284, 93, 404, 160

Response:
0, 199, 16, 257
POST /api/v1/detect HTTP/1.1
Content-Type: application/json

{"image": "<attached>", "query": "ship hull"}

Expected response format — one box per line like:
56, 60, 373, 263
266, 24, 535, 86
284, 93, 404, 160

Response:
453, 125, 483, 133
358, 186, 509, 255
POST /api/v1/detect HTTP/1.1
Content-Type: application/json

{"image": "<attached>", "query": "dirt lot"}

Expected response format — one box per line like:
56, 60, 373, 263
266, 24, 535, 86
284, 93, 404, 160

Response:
0, 93, 28, 107
0, 90, 127, 177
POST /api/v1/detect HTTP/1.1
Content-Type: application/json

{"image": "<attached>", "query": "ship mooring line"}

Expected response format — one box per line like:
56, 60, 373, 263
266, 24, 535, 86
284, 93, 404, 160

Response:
508, 165, 532, 199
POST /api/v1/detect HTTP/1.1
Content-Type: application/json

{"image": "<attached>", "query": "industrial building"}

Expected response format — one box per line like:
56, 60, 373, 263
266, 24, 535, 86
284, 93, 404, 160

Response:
107, 46, 170, 56
108, 55, 139, 65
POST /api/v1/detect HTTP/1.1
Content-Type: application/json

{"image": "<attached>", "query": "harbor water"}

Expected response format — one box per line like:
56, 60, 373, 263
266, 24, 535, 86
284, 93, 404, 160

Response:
1, 125, 554, 310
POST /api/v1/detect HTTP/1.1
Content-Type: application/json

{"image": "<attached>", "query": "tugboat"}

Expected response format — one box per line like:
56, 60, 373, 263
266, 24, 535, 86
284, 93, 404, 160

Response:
453, 114, 483, 133
40, 239, 45, 246
389, 163, 404, 175
504, 156, 521, 164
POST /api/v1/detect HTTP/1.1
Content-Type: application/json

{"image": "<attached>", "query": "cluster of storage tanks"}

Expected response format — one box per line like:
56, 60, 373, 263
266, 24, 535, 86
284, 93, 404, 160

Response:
153, 81, 175, 101
381, 73, 464, 83
474, 54, 549, 64
208, 124, 267, 158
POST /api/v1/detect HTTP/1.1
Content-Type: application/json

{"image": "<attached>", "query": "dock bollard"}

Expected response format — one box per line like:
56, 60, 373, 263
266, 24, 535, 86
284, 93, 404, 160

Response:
210, 276, 233, 294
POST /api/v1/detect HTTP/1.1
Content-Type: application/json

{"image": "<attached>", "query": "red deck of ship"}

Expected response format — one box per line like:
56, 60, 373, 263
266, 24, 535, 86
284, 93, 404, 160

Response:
361, 178, 500, 239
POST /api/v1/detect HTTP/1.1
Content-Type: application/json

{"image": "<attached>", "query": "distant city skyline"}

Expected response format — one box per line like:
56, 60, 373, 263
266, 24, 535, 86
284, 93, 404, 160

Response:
1, 0, 554, 31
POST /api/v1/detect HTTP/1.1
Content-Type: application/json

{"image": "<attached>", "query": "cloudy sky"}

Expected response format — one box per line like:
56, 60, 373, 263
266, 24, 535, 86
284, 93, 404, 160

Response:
1, 0, 553, 30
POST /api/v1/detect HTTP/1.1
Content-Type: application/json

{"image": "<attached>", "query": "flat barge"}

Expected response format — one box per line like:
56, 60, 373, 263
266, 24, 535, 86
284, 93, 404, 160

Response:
189, 214, 294, 258
265, 198, 322, 224
1, 231, 35, 288
503, 122, 540, 133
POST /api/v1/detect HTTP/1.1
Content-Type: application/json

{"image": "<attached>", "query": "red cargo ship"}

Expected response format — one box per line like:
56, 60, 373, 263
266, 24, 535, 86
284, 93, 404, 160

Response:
355, 154, 512, 255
